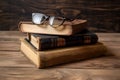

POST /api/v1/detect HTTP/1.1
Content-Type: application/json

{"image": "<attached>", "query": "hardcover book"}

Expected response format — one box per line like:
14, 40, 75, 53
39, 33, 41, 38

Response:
20, 38, 107, 68
18, 19, 87, 36
27, 29, 98, 51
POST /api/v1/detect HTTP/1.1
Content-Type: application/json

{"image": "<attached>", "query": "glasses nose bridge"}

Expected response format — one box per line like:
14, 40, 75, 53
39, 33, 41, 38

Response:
38, 14, 49, 24
49, 16, 55, 26
44, 15, 49, 19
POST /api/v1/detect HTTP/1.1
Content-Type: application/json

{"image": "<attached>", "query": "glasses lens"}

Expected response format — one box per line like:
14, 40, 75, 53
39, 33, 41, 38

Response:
49, 16, 65, 28
32, 13, 47, 24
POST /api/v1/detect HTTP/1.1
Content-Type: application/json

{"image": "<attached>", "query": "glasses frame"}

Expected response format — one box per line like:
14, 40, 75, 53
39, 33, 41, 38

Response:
32, 13, 66, 28
32, 13, 75, 28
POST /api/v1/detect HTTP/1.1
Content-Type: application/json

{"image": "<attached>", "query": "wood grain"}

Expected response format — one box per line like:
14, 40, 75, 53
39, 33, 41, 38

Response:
0, 0, 120, 32
0, 68, 120, 80
0, 31, 120, 79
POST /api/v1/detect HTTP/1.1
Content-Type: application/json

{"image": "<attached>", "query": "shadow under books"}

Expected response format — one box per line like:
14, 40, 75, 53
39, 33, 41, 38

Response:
43, 54, 115, 69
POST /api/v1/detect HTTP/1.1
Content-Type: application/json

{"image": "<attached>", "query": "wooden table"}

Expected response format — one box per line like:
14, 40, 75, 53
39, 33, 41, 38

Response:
0, 31, 120, 80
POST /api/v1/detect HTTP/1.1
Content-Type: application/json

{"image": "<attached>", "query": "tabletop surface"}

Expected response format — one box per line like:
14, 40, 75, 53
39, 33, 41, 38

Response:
0, 31, 120, 80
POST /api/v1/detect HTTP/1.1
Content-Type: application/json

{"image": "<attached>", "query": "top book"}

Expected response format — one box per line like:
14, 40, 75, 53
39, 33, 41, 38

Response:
18, 19, 87, 36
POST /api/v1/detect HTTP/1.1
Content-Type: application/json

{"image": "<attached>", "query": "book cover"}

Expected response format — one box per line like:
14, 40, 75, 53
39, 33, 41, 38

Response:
20, 38, 107, 68
28, 29, 98, 51
18, 19, 87, 36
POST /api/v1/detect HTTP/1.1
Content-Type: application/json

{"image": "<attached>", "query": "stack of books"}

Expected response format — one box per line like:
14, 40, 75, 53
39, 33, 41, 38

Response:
19, 19, 107, 68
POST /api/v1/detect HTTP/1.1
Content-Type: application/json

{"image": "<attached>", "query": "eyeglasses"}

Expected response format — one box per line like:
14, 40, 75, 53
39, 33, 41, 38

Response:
32, 13, 73, 28
32, 13, 65, 28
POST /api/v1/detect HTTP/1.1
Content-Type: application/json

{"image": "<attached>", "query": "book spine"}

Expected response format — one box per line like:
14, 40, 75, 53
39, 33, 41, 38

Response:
39, 35, 98, 50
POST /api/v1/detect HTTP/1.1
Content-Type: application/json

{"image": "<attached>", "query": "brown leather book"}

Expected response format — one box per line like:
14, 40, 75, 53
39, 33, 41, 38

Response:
18, 19, 87, 36
27, 29, 98, 51
20, 38, 107, 68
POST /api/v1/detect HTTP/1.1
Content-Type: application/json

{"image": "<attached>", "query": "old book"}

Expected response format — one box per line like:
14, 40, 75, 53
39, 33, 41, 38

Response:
18, 19, 87, 36
27, 29, 98, 51
20, 38, 107, 68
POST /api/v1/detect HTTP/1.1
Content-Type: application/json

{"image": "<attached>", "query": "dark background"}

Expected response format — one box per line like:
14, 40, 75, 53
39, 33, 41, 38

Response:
0, 0, 120, 32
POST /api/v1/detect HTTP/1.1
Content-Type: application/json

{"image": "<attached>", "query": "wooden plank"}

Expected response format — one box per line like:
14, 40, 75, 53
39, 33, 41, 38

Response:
0, 31, 26, 39
0, 41, 20, 51
55, 56, 120, 69
0, 68, 119, 80
0, 51, 34, 68
0, 31, 24, 51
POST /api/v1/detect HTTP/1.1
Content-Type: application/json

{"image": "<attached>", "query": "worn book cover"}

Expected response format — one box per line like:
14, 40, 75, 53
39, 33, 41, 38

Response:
18, 19, 87, 36
20, 38, 107, 68
27, 29, 98, 50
